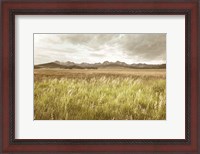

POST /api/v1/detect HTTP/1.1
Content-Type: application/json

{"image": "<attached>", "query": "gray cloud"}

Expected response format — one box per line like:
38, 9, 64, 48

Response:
120, 34, 166, 61
34, 33, 166, 64
35, 47, 77, 53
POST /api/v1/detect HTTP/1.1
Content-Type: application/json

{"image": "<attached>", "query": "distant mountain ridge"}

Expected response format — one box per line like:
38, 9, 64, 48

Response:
34, 61, 166, 69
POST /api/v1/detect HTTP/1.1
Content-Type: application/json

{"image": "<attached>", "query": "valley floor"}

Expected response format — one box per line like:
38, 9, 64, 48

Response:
34, 68, 166, 120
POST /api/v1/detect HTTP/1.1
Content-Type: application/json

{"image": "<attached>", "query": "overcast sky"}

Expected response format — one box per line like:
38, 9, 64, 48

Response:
34, 33, 166, 65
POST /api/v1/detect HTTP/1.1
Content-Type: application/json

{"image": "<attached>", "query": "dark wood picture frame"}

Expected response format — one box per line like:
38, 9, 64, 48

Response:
0, 0, 199, 153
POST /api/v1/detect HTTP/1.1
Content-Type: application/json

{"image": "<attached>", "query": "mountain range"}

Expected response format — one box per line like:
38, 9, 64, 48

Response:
34, 61, 166, 69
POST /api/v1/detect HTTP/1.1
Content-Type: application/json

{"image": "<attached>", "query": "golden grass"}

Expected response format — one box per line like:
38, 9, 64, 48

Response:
34, 69, 166, 120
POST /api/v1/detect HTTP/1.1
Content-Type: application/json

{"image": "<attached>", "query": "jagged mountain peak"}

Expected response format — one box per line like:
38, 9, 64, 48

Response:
35, 60, 166, 69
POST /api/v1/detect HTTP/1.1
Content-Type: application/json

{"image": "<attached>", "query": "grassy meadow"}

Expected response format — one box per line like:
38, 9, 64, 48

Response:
34, 68, 166, 120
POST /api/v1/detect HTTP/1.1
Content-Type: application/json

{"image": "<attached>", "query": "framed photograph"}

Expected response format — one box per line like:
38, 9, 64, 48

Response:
1, 0, 199, 153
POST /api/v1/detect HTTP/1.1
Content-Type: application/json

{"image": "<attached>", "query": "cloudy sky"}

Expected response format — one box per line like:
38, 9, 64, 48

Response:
34, 33, 166, 65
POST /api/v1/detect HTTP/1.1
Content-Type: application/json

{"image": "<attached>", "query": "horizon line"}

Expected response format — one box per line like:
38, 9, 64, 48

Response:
34, 60, 166, 66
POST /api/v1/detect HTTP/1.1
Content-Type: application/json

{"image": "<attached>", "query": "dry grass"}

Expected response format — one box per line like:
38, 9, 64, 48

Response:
34, 68, 166, 120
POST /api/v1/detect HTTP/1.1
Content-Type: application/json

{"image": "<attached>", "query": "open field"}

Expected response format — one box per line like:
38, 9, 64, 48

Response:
34, 68, 166, 120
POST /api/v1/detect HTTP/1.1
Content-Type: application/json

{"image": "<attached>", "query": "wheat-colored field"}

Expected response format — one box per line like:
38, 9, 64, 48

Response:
34, 68, 166, 120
